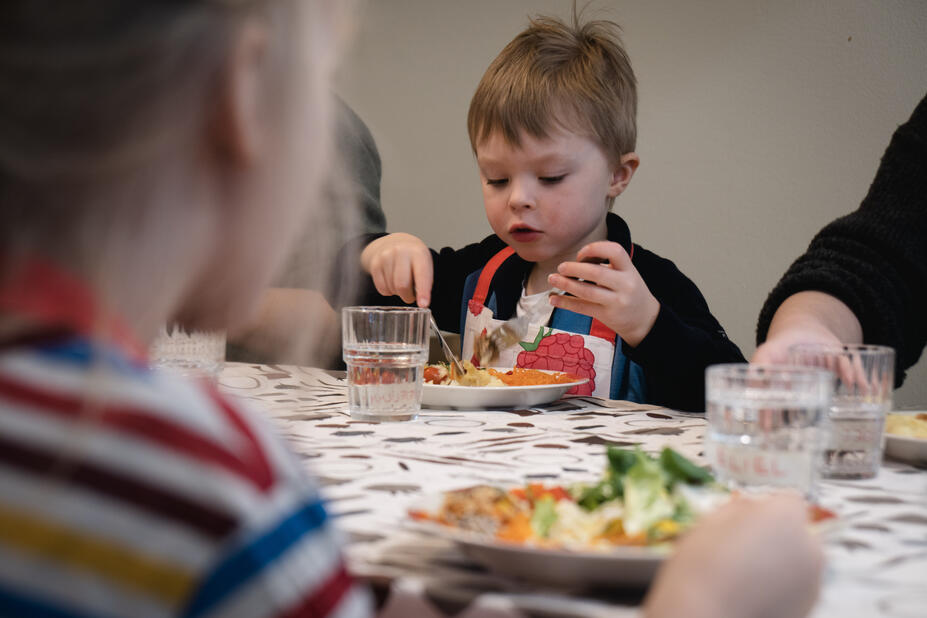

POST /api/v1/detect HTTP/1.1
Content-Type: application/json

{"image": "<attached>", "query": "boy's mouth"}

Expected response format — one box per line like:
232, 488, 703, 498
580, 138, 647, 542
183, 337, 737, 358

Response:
509, 223, 541, 242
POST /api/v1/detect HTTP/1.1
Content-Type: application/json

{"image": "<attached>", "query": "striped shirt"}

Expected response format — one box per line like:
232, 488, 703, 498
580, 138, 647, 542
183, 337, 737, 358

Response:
0, 334, 372, 618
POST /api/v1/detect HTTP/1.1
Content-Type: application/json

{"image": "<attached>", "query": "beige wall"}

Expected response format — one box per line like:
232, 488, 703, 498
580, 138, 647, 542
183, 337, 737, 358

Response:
336, 0, 927, 407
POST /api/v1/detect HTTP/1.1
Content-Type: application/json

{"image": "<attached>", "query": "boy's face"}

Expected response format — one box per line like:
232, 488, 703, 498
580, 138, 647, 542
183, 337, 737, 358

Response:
476, 128, 631, 268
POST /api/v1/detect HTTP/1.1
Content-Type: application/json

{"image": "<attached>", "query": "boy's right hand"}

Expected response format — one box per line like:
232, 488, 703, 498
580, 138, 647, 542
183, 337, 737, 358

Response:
360, 233, 433, 307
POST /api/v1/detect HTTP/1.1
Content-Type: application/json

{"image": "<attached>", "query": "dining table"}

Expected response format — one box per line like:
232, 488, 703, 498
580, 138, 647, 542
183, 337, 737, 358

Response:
219, 362, 927, 618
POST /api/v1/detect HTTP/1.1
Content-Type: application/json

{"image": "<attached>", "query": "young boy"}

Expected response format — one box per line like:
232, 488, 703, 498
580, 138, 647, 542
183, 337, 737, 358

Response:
359, 15, 744, 411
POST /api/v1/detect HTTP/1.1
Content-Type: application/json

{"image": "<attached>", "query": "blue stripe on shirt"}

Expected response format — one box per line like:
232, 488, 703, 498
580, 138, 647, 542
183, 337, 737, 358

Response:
33, 337, 147, 376
181, 497, 329, 618
0, 584, 103, 618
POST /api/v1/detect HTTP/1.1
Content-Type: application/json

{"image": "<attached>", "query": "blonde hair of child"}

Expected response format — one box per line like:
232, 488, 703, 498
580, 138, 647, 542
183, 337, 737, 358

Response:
467, 12, 637, 166
0, 0, 353, 343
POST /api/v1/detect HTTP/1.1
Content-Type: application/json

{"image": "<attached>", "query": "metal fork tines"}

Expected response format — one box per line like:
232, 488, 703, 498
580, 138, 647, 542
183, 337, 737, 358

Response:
429, 313, 465, 379
476, 287, 567, 366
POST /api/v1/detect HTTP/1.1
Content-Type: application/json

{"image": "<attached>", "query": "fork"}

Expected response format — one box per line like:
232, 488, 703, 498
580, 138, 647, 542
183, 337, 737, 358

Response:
429, 313, 466, 379
476, 257, 611, 365
475, 288, 567, 366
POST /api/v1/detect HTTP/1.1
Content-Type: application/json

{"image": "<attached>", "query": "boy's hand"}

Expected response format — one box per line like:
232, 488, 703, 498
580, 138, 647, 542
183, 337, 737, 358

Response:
547, 240, 659, 347
360, 233, 433, 307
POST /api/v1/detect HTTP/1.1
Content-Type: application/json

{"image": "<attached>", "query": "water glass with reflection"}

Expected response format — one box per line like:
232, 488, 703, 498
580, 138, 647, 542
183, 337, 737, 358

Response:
705, 364, 833, 497
788, 343, 894, 479
342, 306, 429, 422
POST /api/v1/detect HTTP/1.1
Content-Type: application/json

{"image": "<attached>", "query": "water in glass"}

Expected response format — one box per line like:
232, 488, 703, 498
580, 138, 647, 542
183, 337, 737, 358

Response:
823, 402, 890, 479
344, 343, 427, 421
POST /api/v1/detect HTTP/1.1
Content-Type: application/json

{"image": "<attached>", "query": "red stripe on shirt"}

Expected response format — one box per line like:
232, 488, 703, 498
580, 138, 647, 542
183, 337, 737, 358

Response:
0, 434, 238, 539
275, 563, 354, 618
206, 386, 273, 492
0, 373, 274, 492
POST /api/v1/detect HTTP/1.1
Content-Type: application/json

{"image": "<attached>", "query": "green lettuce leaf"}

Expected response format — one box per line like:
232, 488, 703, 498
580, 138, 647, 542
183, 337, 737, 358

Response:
622, 450, 675, 536
530, 495, 558, 538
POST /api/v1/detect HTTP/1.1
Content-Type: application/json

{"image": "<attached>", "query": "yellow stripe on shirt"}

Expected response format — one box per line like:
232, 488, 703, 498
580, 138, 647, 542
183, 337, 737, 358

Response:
0, 501, 196, 606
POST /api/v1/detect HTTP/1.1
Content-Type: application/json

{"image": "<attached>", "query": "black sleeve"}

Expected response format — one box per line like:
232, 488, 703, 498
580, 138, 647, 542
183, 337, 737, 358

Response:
624, 247, 746, 412
756, 92, 927, 386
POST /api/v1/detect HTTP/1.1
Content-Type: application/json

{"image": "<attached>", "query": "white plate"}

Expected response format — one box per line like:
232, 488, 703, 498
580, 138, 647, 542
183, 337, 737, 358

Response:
884, 412, 927, 465
406, 517, 665, 588
406, 491, 838, 588
421, 377, 588, 410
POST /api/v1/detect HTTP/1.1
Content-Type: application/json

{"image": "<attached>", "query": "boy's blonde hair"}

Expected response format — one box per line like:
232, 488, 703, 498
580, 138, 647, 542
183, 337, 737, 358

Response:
467, 13, 637, 165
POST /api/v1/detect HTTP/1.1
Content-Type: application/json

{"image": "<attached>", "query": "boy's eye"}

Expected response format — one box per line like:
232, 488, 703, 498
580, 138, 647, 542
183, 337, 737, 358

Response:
539, 174, 566, 184
486, 178, 509, 187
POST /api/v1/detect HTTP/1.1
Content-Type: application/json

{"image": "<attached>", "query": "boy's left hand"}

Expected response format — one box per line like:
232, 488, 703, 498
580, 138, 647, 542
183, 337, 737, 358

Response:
548, 240, 659, 348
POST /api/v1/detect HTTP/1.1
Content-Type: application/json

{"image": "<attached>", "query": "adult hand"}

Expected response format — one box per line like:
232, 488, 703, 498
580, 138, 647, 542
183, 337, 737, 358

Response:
547, 240, 659, 347
753, 291, 861, 364
360, 233, 433, 307
644, 494, 824, 618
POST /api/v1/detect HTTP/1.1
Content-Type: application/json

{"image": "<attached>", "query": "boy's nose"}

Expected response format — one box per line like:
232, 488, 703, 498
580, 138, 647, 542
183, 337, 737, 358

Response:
507, 179, 535, 210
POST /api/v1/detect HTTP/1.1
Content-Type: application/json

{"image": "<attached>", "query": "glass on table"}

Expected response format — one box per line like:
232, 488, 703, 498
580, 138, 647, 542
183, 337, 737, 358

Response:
342, 306, 429, 422
150, 325, 226, 381
705, 364, 834, 497
788, 343, 895, 479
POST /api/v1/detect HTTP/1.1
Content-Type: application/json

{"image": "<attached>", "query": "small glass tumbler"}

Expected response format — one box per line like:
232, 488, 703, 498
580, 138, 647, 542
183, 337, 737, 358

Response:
342, 306, 429, 422
788, 343, 895, 479
705, 364, 834, 497
150, 325, 226, 381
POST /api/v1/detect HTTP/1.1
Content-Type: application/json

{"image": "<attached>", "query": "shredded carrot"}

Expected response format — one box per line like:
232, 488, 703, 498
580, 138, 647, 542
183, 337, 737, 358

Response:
496, 512, 533, 543
488, 368, 579, 386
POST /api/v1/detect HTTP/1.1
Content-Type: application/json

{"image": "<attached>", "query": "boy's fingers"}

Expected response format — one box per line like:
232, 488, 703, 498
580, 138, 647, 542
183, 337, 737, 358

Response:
548, 292, 599, 320
411, 252, 433, 307
578, 240, 632, 271
371, 258, 392, 297
391, 254, 415, 303
549, 273, 611, 303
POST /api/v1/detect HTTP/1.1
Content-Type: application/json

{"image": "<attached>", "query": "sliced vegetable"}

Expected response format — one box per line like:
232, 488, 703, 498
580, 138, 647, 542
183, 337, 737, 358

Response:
622, 450, 676, 536
530, 495, 558, 538
660, 447, 713, 486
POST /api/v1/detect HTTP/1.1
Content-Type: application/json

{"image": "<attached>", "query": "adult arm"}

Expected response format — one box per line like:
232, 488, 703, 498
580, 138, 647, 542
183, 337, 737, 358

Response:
756, 92, 927, 385
752, 291, 861, 364
228, 288, 341, 367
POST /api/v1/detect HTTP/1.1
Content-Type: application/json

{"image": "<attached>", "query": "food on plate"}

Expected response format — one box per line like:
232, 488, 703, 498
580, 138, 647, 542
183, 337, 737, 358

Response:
409, 447, 835, 552
410, 447, 723, 550
885, 412, 927, 439
423, 361, 580, 387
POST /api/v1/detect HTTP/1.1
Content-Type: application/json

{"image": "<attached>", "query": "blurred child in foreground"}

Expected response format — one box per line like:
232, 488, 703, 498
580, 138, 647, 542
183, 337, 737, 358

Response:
356, 14, 744, 412
0, 2, 818, 617
0, 1, 371, 615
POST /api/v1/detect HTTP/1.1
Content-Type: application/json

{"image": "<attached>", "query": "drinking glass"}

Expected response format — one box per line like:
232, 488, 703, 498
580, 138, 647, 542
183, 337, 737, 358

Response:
788, 343, 895, 479
150, 325, 226, 381
342, 306, 429, 422
705, 364, 833, 497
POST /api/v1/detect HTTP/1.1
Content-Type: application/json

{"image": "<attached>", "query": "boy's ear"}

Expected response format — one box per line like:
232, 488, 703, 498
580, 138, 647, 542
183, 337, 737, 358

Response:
607, 152, 640, 198
209, 20, 269, 166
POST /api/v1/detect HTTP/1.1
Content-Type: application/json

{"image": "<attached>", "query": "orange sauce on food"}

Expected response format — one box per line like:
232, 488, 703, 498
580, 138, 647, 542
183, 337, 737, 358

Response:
488, 368, 579, 386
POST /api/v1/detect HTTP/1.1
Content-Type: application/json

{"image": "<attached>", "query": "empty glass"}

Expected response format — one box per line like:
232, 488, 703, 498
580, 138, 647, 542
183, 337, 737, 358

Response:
150, 325, 226, 381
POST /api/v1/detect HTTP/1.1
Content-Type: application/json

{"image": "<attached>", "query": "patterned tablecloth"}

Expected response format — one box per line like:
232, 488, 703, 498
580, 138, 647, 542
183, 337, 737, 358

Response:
219, 363, 927, 618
